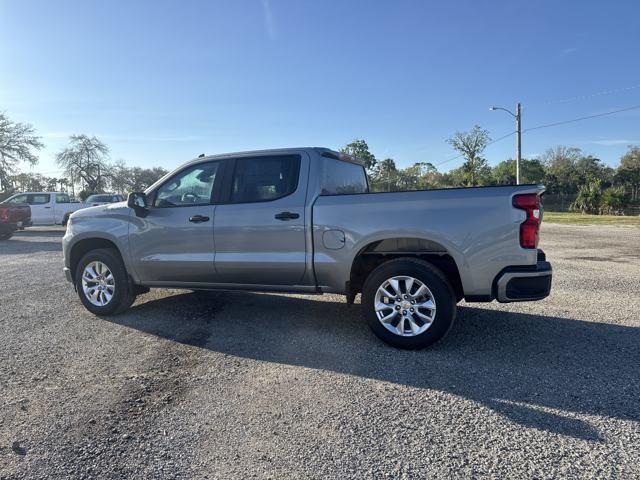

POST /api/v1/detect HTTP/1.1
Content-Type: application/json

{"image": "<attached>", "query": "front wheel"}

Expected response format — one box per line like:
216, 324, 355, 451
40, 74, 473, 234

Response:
362, 258, 456, 349
74, 248, 136, 315
0, 232, 13, 241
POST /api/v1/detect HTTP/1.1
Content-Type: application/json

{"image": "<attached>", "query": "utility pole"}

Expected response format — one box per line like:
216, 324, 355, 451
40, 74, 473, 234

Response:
516, 103, 522, 185
490, 103, 522, 185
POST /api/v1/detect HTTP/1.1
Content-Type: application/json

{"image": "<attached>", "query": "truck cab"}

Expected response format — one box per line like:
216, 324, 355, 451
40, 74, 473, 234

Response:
3, 192, 87, 225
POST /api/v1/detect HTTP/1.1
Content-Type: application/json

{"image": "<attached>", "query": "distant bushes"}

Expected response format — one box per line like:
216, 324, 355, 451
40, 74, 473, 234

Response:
599, 187, 630, 215
570, 181, 631, 215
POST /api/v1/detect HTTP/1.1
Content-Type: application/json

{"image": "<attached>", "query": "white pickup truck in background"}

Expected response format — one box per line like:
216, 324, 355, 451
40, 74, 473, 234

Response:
2, 192, 89, 226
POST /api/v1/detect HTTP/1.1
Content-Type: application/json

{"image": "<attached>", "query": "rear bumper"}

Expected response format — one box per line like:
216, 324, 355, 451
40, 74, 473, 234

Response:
0, 222, 18, 234
495, 257, 552, 303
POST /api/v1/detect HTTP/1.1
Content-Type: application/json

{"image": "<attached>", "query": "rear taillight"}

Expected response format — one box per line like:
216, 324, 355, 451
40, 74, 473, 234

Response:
513, 193, 541, 249
0, 207, 8, 222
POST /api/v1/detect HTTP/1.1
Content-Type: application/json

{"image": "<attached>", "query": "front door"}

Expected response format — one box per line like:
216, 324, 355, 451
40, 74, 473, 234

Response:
128, 160, 222, 284
213, 154, 308, 285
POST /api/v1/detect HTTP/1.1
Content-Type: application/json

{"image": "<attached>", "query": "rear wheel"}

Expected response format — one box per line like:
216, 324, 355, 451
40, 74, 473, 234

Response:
74, 248, 136, 315
0, 232, 13, 241
362, 258, 456, 349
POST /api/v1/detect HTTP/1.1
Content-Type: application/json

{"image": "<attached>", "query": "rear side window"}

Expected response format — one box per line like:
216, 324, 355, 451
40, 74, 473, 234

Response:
230, 155, 300, 203
321, 159, 368, 195
28, 194, 51, 205
56, 193, 70, 203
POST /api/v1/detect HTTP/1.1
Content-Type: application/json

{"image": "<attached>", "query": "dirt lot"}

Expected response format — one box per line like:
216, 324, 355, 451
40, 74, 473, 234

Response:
1, 224, 639, 479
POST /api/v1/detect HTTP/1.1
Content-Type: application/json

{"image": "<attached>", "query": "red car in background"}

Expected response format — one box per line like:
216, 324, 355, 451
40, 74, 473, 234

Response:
0, 202, 31, 240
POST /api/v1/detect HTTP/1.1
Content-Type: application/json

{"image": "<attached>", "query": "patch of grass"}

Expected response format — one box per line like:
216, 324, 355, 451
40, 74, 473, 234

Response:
543, 211, 640, 226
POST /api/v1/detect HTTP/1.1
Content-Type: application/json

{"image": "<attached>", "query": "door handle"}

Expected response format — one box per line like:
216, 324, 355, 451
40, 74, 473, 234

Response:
274, 211, 300, 221
44, 206, 51, 209
188, 215, 210, 223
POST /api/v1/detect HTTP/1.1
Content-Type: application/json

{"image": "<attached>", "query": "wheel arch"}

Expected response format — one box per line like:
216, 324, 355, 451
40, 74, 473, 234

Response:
68, 237, 125, 283
348, 237, 465, 302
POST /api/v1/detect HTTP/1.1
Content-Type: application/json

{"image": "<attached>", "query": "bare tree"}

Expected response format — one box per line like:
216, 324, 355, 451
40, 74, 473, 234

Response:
446, 125, 491, 186
538, 145, 583, 168
56, 135, 111, 193
0, 112, 43, 191
110, 160, 168, 194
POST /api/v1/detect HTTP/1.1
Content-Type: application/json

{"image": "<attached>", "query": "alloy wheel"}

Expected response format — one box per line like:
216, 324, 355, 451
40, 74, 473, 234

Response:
81, 261, 115, 307
374, 275, 436, 336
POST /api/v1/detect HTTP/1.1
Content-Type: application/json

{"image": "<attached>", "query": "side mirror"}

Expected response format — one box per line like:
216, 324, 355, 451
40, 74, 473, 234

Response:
127, 192, 149, 217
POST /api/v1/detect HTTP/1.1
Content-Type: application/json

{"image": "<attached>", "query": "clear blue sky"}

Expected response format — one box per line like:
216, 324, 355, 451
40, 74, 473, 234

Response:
2, 0, 639, 176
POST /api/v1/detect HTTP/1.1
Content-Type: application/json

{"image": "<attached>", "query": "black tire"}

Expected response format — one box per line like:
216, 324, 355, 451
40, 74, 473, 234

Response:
0, 232, 13, 240
74, 248, 136, 315
362, 258, 456, 349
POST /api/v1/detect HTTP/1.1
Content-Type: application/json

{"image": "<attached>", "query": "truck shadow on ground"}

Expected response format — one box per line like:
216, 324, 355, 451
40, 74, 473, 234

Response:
107, 290, 639, 443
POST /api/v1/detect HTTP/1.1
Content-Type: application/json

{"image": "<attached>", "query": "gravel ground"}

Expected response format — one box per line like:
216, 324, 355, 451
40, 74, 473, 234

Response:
1, 224, 639, 479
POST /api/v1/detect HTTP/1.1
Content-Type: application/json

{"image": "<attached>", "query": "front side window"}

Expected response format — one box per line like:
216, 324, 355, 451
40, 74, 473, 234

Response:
56, 193, 70, 204
28, 194, 51, 205
321, 159, 368, 195
154, 161, 219, 207
5, 194, 28, 204
230, 155, 300, 203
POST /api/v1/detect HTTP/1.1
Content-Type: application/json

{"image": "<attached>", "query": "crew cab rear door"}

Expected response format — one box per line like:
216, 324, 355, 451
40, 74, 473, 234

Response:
212, 153, 308, 285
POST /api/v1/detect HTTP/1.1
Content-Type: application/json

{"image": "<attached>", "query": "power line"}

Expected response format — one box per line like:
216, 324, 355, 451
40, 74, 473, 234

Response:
436, 104, 638, 169
524, 105, 640, 133
534, 82, 640, 107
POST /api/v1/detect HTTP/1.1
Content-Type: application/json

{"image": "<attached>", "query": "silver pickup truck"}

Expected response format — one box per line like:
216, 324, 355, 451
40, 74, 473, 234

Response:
62, 147, 551, 348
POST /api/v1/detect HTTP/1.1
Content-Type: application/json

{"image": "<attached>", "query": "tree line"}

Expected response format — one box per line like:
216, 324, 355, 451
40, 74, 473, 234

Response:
1, 112, 639, 213
342, 128, 640, 215
0, 113, 168, 200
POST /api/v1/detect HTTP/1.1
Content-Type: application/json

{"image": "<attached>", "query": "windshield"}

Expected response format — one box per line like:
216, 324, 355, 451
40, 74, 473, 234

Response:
87, 195, 113, 203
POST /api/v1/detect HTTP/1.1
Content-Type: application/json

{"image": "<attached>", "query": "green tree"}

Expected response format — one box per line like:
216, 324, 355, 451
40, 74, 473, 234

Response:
440, 166, 467, 187
492, 158, 546, 185
570, 179, 602, 214
58, 178, 71, 193
340, 139, 377, 172
539, 146, 583, 194
616, 146, 640, 200
45, 177, 59, 192
56, 135, 111, 193
0, 112, 43, 191
370, 158, 399, 191
446, 125, 491, 186
600, 187, 629, 215
399, 162, 441, 190
9, 172, 46, 192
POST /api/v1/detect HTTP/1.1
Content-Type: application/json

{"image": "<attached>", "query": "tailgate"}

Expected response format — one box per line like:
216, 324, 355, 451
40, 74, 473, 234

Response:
9, 206, 31, 222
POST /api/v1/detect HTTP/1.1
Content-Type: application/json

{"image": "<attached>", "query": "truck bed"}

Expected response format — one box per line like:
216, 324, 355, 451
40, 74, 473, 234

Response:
1, 204, 31, 223
312, 184, 545, 297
